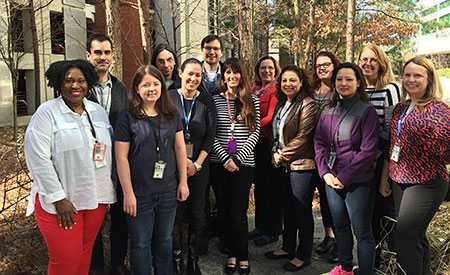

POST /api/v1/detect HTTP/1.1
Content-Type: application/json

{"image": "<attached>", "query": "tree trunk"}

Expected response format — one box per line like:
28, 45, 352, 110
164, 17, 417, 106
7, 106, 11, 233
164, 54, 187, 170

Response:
345, 0, 355, 62
29, 0, 41, 111
303, 0, 316, 68
293, 0, 305, 66
237, 0, 255, 82
138, 0, 153, 64
105, 0, 122, 78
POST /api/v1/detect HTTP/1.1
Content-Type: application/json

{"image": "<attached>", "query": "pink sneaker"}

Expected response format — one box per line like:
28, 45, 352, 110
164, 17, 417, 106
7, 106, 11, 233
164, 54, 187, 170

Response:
327, 265, 354, 275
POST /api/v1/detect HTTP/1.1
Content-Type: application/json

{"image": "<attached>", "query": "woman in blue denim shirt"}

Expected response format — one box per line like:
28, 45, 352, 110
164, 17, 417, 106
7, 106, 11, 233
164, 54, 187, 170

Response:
114, 65, 189, 275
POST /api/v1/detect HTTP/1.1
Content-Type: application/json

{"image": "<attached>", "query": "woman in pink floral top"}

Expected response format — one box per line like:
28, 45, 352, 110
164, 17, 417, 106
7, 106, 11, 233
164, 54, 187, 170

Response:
380, 56, 450, 275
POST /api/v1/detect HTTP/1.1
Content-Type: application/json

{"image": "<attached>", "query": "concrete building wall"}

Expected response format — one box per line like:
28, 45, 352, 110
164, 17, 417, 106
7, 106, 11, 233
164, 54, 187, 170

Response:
0, 0, 91, 127
179, 0, 209, 61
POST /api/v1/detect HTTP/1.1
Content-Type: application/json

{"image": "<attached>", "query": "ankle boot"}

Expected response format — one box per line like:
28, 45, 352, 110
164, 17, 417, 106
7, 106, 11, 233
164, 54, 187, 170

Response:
187, 255, 202, 275
174, 251, 185, 275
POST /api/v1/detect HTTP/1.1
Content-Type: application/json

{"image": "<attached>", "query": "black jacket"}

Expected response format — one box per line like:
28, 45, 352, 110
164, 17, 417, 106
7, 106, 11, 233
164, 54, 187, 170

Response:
168, 89, 217, 159
86, 74, 129, 129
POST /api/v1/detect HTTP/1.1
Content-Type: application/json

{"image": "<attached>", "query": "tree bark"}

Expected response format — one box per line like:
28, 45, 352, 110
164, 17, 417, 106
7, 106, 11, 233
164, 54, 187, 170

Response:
105, 0, 122, 78
237, 0, 255, 82
293, 0, 305, 66
29, 0, 41, 111
138, 0, 153, 64
303, 0, 316, 68
345, 0, 355, 62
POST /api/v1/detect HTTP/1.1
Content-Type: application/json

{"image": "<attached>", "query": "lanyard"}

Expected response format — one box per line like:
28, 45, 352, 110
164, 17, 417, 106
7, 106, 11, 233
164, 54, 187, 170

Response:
150, 116, 162, 160
225, 93, 237, 135
275, 101, 293, 130
178, 90, 197, 133
85, 110, 97, 141
329, 99, 357, 150
64, 100, 97, 141
396, 104, 414, 141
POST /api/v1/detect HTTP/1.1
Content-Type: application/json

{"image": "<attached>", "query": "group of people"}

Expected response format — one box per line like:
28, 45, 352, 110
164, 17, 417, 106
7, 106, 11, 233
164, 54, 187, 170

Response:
23, 31, 449, 275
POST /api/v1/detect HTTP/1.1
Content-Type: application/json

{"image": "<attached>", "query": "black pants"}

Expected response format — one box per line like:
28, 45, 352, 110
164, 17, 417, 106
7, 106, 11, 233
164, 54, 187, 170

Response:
211, 163, 253, 261
282, 170, 315, 262
91, 186, 129, 270
393, 177, 448, 275
311, 170, 334, 230
372, 156, 396, 268
173, 164, 209, 255
254, 139, 283, 236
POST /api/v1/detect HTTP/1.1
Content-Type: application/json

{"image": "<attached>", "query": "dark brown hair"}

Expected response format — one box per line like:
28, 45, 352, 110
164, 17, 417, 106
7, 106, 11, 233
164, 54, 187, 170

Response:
276, 65, 313, 104
220, 58, 257, 132
330, 62, 368, 107
129, 65, 176, 120
312, 51, 340, 90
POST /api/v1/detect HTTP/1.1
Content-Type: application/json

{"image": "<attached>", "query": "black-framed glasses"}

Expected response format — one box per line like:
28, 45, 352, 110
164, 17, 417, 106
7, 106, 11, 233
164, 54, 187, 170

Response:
316, 62, 332, 69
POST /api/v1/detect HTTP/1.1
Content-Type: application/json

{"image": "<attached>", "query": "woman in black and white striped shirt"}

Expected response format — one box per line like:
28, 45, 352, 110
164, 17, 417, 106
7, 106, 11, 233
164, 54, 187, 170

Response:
210, 57, 260, 275
357, 43, 400, 270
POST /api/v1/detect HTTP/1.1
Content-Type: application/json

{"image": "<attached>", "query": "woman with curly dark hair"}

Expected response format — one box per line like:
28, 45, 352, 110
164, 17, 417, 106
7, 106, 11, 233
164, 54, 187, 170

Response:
264, 65, 317, 272
209, 57, 260, 275
114, 65, 189, 275
24, 59, 116, 275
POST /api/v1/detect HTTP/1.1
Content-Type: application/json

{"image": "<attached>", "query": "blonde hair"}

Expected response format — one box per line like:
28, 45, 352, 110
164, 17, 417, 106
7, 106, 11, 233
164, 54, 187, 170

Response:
401, 56, 443, 106
357, 43, 396, 90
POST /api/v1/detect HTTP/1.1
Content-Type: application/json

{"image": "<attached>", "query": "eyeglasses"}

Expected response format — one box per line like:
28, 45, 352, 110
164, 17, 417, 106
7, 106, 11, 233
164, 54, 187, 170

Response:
359, 57, 378, 64
316, 62, 332, 69
203, 46, 221, 52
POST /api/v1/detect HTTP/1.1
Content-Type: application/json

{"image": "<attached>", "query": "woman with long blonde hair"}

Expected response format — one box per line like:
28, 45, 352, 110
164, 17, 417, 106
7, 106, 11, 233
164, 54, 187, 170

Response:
380, 56, 449, 275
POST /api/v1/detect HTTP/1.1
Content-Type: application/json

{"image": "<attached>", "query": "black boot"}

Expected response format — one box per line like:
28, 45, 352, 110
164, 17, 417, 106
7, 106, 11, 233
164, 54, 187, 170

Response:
187, 255, 202, 275
174, 251, 185, 275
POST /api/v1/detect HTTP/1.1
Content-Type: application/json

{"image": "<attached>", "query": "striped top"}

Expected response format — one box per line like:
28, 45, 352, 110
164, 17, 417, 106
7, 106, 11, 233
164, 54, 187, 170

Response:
210, 94, 260, 167
365, 83, 400, 141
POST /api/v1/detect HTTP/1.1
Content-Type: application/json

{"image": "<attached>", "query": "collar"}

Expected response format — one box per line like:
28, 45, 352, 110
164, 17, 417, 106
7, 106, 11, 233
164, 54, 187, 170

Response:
95, 78, 112, 89
203, 63, 221, 75
58, 97, 96, 114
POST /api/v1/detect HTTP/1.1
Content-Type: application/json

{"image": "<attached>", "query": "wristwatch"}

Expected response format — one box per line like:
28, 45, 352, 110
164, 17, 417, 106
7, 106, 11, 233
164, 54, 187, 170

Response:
193, 162, 202, 172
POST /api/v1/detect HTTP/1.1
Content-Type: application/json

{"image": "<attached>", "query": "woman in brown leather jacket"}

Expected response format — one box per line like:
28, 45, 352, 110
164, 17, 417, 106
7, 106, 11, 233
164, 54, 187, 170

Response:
264, 65, 317, 271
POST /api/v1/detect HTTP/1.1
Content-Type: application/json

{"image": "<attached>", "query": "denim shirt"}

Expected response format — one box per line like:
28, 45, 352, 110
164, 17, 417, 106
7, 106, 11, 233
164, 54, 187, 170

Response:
25, 97, 116, 216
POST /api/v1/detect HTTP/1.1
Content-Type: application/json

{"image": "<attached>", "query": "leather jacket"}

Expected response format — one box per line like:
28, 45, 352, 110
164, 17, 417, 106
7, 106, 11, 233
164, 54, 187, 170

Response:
276, 95, 317, 171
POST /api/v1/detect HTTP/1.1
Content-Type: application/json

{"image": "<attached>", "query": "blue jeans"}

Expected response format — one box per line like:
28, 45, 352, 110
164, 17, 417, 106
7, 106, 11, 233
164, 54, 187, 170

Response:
326, 180, 375, 275
282, 170, 314, 262
128, 190, 177, 275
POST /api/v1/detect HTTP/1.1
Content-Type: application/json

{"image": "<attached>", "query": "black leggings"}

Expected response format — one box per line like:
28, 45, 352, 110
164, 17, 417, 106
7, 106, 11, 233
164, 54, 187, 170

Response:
211, 163, 253, 261
254, 139, 283, 236
173, 164, 209, 255
393, 177, 448, 275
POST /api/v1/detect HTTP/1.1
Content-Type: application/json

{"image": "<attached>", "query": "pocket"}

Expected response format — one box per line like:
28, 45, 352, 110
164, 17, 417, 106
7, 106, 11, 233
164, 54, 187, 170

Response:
93, 121, 112, 147
53, 123, 84, 153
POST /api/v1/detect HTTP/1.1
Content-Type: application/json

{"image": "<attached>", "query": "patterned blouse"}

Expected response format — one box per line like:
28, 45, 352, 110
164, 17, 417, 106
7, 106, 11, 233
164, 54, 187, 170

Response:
388, 100, 450, 184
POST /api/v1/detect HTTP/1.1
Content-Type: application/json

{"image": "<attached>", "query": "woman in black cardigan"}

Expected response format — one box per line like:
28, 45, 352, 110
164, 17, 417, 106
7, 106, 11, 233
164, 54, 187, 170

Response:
168, 58, 217, 275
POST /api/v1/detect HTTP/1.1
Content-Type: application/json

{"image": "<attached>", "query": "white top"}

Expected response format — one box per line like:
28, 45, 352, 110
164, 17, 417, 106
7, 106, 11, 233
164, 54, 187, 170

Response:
278, 101, 292, 147
25, 97, 116, 216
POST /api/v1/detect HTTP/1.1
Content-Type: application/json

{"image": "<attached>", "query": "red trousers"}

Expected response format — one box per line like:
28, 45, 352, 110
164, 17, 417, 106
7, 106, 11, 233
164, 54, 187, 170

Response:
35, 196, 107, 275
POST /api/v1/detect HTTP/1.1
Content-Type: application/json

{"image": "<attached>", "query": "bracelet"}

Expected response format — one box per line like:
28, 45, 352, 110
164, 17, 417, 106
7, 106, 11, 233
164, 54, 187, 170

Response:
193, 162, 202, 172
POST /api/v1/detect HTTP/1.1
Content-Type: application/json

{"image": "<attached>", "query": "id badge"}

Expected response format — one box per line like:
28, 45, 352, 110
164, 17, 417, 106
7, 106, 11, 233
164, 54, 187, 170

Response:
153, 161, 166, 179
186, 143, 194, 159
327, 151, 337, 169
93, 142, 106, 162
227, 138, 237, 155
390, 144, 401, 162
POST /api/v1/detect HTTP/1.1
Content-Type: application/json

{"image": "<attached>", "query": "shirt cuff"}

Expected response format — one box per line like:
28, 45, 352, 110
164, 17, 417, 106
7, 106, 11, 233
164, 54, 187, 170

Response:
42, 190, 66, 204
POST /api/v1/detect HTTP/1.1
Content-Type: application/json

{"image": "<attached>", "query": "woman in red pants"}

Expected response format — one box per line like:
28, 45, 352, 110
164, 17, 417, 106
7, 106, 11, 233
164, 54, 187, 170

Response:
24, 59, 116, 275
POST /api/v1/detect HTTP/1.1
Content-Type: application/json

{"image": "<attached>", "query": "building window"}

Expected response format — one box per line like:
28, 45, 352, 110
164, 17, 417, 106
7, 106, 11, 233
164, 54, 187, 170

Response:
17, 70, 29, 116
11, 8, 24, 52
50, 11, 65, 54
